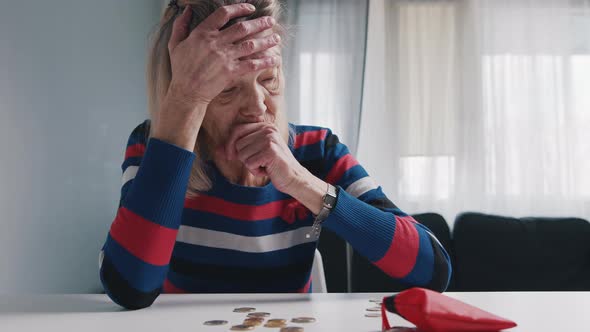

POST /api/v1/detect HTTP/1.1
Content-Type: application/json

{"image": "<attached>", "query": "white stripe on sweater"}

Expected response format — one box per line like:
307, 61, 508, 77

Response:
345, 176, 378, 198
121, 166, 139, 186
176, 225, 316, 253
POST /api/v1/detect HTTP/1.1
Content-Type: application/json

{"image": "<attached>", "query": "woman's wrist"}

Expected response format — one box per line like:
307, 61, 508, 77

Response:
152, 97, 208, 152
286, 166, 328, 216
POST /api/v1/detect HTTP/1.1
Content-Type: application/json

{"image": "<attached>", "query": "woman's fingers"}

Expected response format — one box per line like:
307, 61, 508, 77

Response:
225, 122, 267, 160
236, 131, 272, 163
234, 33, 281, 59
168, 5, 193, 52
244, 149, 273, 174
234, 56, 278, 76
198, 3, 256, 31
221, 16, 276, 44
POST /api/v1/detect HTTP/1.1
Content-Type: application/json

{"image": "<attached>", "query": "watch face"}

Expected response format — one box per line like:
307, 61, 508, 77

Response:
324, 195, 337, 208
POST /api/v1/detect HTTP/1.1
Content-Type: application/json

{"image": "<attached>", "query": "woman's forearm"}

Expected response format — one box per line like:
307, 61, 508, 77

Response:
152, 94, 208, 152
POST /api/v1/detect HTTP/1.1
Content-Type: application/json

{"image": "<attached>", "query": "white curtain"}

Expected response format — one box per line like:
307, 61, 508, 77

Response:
282, 0, 369, 154
359, 0, 590, 224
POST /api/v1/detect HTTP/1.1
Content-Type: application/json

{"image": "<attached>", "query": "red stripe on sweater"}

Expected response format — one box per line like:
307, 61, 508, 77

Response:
163, 279, 186, 294
109, 207, 178, 266
297, 277, 312, 293
185, 196, 309, 223
325, 153, 359, 184
125, 143, 145, 159
294, 129, 328, 149
373, 215, 420, 278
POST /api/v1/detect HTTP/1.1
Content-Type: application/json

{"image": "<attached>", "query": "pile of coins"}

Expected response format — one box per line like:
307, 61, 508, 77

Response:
203, 307, 317, 331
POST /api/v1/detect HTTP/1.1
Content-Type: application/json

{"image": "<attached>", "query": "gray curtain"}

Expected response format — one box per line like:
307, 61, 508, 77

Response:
282, 0, 369, 155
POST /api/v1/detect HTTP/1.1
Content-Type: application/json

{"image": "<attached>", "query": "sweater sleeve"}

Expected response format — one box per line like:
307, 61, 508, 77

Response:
99, 120, 195, 309
319, 129, 452, 291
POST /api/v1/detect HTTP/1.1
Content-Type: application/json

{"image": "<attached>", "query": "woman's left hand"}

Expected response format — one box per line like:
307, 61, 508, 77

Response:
222, 122, 304, 193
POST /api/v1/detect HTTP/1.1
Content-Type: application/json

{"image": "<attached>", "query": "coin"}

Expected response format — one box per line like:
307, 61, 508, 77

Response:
280, 327, 304, 332
264, 320, 287, 328
366, 307, 381, 312
243, 317, 265, 326
365, 313, 381, 317
234, 307, 257, 313
230, 324, 255, 331
203, 320, 228, 326
247, 312, 271, 318
290, 317, 316, 323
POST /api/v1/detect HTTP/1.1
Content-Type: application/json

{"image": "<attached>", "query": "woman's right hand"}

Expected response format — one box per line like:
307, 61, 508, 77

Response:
154, 3, 280, 151
166, 3, 280, 108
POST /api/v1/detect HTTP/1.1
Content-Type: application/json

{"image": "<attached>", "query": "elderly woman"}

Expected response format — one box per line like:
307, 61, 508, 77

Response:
99, 0, 451, 310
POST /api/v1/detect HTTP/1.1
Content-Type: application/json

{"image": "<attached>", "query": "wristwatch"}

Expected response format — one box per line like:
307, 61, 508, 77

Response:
307, 183, 338, 239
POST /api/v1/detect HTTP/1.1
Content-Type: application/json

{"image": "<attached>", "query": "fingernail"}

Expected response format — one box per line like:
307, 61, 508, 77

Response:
267, 17, 276, 25
247, 4, 256, 11
273, 34, 281, 43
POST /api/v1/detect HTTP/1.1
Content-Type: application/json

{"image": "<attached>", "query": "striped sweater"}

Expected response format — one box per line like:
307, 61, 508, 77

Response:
99, 120, 451, 309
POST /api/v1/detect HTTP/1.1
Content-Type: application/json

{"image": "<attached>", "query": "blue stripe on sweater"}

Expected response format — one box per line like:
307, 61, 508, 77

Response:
337, 164, 369, 189
323, 143, 350, 172
103, 234, 168, 292
171, 241, 316, 268
123, 138, 195, 229
292, 141, 323, 161
167, 268, 311, 293
323, 189, 394, 262
356, 188, 408, 216
122, 156, 142, 172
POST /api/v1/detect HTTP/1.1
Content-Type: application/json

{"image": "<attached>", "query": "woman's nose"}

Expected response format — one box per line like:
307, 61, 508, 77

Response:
240, 87, 267, 120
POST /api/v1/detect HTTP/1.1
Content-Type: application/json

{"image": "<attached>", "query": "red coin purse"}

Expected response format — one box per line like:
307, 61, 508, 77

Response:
381, 288, 517, 332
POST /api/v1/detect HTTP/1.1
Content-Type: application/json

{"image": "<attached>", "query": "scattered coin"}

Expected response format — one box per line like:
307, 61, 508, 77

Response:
366, 307, 381, 312
365, 313, 381, 318
243, 317, 265, 326
234, 307, 257, 313
230, 324, 255, 331
247, 312, 271, 318
290, 317, 316, 324
264, 320, 287, 328
280, 327, 304, 332
203, 320, 228, 326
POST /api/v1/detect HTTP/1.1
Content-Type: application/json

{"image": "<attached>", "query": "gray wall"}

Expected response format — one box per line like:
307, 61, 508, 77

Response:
0, 0, 162, 293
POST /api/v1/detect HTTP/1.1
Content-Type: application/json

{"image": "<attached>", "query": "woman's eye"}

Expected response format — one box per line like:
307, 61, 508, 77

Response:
262, 77, 278, 89
222, 87, 236, 94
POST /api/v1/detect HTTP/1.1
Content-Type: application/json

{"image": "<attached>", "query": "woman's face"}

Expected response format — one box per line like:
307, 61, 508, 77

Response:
200, 29, 287, 152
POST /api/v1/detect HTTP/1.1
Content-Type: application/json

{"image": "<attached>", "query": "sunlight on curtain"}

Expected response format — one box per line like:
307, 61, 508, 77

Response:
298, 52, 350, 140
359, 0, 590, 224
282, 0, 368, 154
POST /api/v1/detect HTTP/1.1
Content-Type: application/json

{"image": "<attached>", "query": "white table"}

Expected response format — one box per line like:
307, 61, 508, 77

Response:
1, 292, 589, 331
